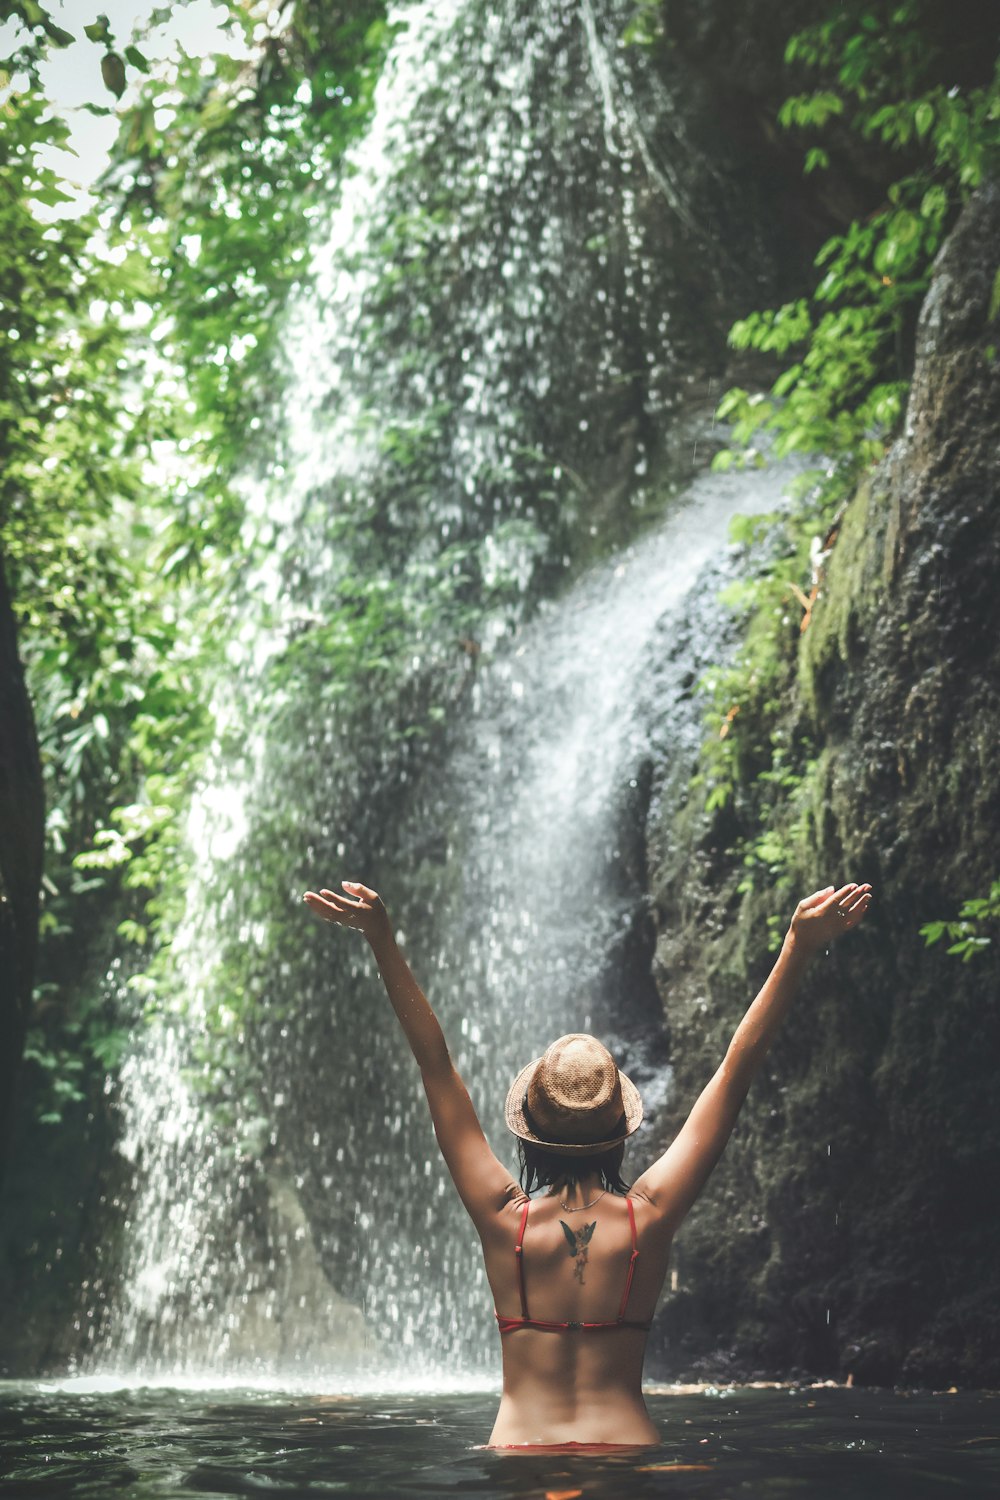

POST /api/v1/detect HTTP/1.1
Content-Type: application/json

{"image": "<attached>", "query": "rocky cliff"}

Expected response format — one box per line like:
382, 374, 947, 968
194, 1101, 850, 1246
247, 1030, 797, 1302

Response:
646, 184, 1000, 1385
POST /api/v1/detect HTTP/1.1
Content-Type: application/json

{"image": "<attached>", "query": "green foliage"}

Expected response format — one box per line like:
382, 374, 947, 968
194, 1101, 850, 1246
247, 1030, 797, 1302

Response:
22, 984, 132, 1125
4, 0, 555, 1135
621, 0, 662, 49
1, 0, 391, 1125
695, 491, 824, 815
102, 0, 393, 547
693, 528, 822, 937
716, 0, 999, 485
920, 880, 1000, 962
700, 1, 1000, 822
0, 5, 191, 1121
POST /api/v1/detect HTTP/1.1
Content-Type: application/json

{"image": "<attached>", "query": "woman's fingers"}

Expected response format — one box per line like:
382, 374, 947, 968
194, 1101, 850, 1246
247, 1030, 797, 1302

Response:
800, 886, 836, 910
812, 882, 855, 918
304, 890, 359, 923
823, 884, 872, 931
304, 890, 338, 912
832, 882, 859, 902
304, 879, 382, 930
322, 891, 367, 918
343, 879, 379, 902
320, 887, 363, 908
843, 888, 873, 922
799, 882, 872, 926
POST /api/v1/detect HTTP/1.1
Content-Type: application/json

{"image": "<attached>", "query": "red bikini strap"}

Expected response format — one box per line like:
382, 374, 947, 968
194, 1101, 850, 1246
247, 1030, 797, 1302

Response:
626, 1194, 638, 1252
514, 1199, 530, 1319
618, 1196, 640, 1321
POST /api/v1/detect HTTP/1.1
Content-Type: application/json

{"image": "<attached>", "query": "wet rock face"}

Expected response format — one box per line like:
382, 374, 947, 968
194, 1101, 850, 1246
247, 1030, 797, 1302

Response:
645, 186, 1000, 1385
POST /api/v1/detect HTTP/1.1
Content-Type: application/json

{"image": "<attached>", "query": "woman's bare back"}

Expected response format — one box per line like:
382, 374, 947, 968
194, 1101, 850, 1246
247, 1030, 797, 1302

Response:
482, 1187, 671, 1447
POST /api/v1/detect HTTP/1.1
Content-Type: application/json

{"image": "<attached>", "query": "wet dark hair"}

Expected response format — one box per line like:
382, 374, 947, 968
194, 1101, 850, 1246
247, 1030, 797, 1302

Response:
518, 1139, 629, 1196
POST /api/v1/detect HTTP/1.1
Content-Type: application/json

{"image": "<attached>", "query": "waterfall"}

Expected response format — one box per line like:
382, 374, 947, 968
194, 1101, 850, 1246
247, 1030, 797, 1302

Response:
438, 461, 789, 1113
93, 0, 782, 1381
95, 469, 788, 1382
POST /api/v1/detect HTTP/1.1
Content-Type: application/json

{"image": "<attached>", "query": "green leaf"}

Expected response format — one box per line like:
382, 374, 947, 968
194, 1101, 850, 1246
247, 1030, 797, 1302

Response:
705, 782, 731, 813
101, 52, 126, 100
989, 268, 1000, 323
30, 183, 75, 207
920, 184, 948, 221
84, 16, 113, 45
116, 918, 149, 945
43, 21, 76, 47
772, 363, 803, 398
716, 388, 749, 419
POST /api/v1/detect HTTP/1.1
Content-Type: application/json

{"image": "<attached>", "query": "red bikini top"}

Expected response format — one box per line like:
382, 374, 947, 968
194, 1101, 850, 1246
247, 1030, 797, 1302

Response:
495, 1194, 652, 1334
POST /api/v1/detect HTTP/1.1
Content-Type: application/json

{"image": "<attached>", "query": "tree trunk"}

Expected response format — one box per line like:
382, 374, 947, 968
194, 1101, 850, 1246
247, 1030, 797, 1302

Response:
0, 543, 44, 1176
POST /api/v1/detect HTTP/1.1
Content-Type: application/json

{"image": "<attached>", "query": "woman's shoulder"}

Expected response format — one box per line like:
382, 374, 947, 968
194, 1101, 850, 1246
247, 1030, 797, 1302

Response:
475, 1181, 530, 1242
624, 1185, 675, 1245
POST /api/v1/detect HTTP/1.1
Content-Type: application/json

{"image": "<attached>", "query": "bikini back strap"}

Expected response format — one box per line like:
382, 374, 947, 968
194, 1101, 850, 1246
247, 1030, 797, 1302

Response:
514, 1198, 530, 1319
618, 1195, 640, 1322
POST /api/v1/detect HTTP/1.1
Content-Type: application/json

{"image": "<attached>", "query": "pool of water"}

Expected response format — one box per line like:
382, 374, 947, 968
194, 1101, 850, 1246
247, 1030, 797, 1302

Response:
1, 1381, 998, 1498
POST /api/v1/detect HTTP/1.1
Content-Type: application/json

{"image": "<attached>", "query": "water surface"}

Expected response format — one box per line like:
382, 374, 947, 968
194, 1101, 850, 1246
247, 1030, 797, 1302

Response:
2, 1381, 998, 1498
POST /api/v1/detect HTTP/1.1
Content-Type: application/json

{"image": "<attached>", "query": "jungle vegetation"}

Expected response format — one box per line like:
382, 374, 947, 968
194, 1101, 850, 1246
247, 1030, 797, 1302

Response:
685, 0, 1000, 947
0, 0, 998, 1176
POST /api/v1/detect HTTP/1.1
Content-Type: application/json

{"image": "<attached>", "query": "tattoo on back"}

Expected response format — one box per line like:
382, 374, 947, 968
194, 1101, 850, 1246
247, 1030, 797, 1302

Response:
560, 1220, 597, 1284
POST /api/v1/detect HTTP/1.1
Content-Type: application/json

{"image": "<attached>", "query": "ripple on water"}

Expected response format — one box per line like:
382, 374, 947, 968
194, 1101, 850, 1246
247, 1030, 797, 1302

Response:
2, 1384, 1000, 1499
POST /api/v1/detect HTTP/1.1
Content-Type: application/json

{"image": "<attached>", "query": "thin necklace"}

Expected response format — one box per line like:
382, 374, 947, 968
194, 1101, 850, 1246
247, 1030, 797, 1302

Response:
558, 1188, 607, 1212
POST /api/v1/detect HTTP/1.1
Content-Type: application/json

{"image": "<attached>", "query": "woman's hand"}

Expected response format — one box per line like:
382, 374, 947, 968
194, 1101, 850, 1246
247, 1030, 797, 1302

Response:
303, 880, 392, 947
789, 882, 872, 956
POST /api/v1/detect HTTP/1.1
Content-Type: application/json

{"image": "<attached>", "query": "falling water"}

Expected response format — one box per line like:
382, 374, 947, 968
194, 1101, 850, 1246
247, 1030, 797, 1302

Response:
437, 461, 792, 1122
97, 477, 790, 1379
94, 0, 784, 1380
93, 2, 476, 1379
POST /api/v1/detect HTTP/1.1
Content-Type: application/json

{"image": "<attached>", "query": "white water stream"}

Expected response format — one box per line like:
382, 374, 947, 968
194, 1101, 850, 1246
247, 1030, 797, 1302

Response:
95, 459, 787, 1379
91, 0, 790, 1379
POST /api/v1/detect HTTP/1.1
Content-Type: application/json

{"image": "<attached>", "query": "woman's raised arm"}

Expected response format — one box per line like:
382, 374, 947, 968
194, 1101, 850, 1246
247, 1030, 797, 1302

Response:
304, 880, 514, 1226
632, 882, 872, 1231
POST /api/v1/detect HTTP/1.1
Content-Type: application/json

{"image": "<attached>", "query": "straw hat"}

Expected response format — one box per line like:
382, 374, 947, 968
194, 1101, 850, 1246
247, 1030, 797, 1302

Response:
504, 1034, 643, 1156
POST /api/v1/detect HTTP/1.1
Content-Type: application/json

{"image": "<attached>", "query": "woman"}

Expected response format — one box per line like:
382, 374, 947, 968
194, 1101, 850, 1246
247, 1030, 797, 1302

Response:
304, 877, 871, 1448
